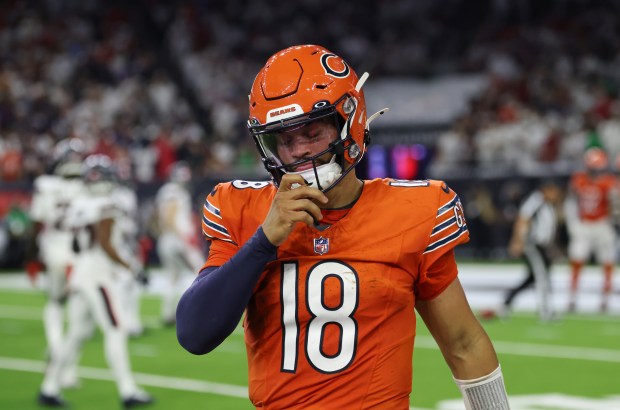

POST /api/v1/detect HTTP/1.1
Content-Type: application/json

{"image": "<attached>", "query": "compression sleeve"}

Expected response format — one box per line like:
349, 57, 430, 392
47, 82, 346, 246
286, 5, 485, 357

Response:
176, 226, 277, 355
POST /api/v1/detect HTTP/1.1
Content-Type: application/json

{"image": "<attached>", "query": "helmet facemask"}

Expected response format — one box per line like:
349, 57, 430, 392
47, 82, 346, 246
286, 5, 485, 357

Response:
250, 95, 364, 192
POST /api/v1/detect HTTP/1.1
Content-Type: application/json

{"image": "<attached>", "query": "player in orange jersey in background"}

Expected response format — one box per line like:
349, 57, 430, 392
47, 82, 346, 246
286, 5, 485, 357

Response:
565, 147, 619, 312
176, 45, 509, 409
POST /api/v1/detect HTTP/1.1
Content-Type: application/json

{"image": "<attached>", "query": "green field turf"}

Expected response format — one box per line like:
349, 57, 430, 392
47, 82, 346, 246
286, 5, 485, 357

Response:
0, 288, 619, 410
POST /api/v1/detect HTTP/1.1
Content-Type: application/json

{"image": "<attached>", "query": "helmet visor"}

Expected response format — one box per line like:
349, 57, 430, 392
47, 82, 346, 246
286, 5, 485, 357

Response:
251, 111, 342, 171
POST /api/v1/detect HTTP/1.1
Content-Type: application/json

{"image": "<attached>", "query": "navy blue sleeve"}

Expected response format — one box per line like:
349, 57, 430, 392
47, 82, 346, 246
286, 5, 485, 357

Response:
176, 226, 277, 355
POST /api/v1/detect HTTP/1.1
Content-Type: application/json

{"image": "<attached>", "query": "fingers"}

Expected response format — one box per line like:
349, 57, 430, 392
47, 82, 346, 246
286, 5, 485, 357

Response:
296, 199, 323, 222
279, 173, 309, 191
270, 196, 323, 225
262, 174, 329, 246
292, 210, 317, 227
279, 173, 328, 204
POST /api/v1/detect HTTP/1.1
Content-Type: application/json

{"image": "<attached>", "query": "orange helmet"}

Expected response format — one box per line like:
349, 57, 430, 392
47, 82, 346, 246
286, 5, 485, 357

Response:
248, 45, 385, 191
583, 147, 608, 171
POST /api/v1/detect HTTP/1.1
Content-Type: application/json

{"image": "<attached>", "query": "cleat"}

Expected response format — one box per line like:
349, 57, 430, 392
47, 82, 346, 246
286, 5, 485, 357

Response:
122, 391, 154, 408
38, 392, 67, 408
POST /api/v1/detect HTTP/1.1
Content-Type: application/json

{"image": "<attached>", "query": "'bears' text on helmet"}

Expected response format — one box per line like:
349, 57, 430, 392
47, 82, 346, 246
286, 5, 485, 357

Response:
247, 45, 387, 191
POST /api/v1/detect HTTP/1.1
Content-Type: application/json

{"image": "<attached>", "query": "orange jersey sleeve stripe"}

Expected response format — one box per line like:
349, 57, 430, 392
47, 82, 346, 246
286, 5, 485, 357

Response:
424, 194, 468, 254
203, 199, 222, 219
201, 194, 237, 244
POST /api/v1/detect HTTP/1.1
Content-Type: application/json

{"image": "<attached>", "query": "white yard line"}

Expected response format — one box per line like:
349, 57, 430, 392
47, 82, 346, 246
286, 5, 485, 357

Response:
1, 304, 619, 362
415, 336, 620, 363
4, 355, 620, 410
0, 356, 249, 398
0, 356, 432, 409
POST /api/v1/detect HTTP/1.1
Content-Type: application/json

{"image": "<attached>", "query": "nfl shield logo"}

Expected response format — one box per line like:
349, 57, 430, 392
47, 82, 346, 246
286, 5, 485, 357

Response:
313, 236, 329, 255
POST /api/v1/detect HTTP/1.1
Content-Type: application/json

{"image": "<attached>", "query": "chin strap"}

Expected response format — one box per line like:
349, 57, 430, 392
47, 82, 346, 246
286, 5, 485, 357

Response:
289, 156, 342, 189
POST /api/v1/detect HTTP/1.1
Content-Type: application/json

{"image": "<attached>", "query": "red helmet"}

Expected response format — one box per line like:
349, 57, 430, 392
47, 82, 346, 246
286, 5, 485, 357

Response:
248, 45, 383, 191
583, 147, 608, 171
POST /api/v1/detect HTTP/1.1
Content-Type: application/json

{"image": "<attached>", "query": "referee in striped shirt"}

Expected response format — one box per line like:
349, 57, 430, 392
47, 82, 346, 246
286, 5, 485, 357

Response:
502, 179, 563, 321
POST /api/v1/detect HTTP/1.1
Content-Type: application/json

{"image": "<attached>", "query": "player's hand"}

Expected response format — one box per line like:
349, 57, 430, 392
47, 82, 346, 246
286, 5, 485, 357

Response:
262, 174, 329, 246
508, 239, 523, 258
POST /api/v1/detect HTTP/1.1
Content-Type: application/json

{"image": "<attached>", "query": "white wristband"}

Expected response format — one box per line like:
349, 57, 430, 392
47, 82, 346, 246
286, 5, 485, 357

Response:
454, 365, 510, 410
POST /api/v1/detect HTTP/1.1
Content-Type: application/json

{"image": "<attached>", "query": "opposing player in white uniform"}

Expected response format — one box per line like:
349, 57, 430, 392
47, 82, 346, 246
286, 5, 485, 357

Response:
114, 176, 146, 337
155, 161, 204, 325
38, 155, 153, 408
27, 138, 85, 386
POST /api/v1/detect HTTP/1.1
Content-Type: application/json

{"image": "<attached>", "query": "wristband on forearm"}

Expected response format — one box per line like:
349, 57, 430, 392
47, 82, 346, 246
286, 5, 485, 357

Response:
454, 365, 510, 410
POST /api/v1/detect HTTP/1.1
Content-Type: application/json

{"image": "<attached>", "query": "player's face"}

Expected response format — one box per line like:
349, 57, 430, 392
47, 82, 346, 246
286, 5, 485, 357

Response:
275, 119, 338, 171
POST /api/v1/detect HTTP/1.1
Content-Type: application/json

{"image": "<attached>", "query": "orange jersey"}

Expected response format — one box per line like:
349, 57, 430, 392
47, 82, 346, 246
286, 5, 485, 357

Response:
201, 178, 469, 409
570, 172, 618, 221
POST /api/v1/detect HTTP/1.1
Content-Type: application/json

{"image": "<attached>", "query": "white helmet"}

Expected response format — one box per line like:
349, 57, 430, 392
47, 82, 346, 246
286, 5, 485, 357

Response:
83, 154, 118, 195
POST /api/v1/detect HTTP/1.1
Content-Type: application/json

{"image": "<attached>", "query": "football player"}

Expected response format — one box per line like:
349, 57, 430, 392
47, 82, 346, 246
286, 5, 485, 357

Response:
176, 45, 509, 409
155, 161, 204, 326
27, 138, 85, 387
503, 179, 563, 321
565, 147, 619, 312
38, 155, 153, 408
113, 162, 146, 337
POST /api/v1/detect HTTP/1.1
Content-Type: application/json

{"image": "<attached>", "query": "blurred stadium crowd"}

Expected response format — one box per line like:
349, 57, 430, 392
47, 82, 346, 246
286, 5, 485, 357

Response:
2, 0, 620, 266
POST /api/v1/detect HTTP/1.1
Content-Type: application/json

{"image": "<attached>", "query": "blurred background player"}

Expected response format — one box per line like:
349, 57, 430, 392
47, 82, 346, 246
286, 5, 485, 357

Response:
565, 147, 619, 313
114, 160, 147, 338
39, 154, 153, 408
155, 161, 204, 326
26, 137, 85, 387
500, 179, 563, 321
